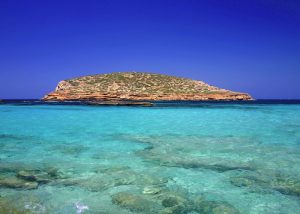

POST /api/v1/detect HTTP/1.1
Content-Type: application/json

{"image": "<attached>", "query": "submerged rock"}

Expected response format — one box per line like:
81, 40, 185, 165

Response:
0, 177, 38, 190
56, 164, 169, 193
211, 204, 241, 214
45, 167, 65, 179
143, 186, 161, 195
272, 176, 300, 197
230, 171, 300, 197
162, 196, 186, 208
50, 144, 88, 156
161, 205, 187, 214
133, 135, 255, 173
17, 170, 37, 181
18, 171, 51, 184
0, 194, 46, 214
0, 198, 32, 214
158, 191, 190, 214
0, 163, 34, 174
193, 197, 240, 214
59, 172, 136, 192
59, 177, 111, 192
230, 175, 268, 188
137, 174, 169, 187
0, 165, 66, 190
111, 192, 160, 213
16, 168, 64, 184
94, 165, 131, 174
162, 159, 253, 172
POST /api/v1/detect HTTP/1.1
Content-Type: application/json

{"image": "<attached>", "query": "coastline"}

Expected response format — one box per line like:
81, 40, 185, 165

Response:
2, 99, 300, 106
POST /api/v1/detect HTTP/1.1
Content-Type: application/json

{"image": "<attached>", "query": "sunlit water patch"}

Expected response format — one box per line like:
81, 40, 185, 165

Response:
0, 102, 300, 213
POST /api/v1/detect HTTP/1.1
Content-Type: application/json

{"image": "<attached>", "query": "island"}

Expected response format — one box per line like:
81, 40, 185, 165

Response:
43, 72, 253, 105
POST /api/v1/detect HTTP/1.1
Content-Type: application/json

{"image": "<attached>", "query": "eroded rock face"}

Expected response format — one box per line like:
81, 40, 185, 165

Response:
43, 72, 253, 102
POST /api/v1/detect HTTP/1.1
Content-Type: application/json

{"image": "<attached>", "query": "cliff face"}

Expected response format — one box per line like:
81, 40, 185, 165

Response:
43, 72, 253, 101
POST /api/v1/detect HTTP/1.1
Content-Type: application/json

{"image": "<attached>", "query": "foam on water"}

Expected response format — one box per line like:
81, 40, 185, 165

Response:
0, 102, 300, 213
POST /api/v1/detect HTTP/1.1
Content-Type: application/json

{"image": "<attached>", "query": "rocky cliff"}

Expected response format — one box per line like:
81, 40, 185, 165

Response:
43, 72, 252, 102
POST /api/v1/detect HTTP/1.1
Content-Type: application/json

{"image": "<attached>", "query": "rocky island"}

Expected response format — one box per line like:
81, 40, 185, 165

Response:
43, 72, 252, 104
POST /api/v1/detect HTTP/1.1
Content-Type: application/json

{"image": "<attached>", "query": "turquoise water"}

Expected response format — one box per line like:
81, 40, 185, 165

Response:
1, 102, 300, 213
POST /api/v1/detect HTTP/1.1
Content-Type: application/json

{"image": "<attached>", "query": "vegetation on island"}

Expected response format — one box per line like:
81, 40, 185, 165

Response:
43, 72, 253, 101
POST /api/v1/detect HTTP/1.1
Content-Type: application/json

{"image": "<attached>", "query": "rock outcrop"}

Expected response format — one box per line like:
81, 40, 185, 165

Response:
43, 72, 252, 102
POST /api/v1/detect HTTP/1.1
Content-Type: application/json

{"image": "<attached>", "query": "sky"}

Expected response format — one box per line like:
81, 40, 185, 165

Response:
0, 0, 299, 99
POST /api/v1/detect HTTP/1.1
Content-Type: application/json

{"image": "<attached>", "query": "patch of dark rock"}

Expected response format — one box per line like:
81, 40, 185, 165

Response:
50, 144, 88, 156
17, 170, 52, 184
94, 165, 131, 174
15, 166, 64, 184
162, 160, 253, 172
144, 145, 155, 151
0, 134, 32, 141
17, 170, 37, 181
45, 167, 63, 178
1, 165, 66, 190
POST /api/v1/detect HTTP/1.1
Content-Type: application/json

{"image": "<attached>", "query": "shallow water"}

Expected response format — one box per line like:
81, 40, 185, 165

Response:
0, 102, 300, 214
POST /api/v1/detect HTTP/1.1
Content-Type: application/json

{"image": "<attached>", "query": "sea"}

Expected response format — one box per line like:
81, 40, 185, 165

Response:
0, 100, 300, 214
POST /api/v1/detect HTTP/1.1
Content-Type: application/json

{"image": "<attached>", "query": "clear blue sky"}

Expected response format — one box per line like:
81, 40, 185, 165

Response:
0, 0, 299, 99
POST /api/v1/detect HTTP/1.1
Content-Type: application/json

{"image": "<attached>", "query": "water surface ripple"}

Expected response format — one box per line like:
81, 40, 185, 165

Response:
0, 102, 300, 214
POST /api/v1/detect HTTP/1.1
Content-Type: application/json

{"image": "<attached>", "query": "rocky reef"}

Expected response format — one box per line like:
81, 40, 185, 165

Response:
0, 165, 64, 191
230, 170, 300, 197
2, 133, 300, 213
43, 72, 253, 102
0, 161, 242, 213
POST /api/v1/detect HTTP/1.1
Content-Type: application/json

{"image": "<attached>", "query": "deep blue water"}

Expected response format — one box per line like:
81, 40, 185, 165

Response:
0, 100, 300, 213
